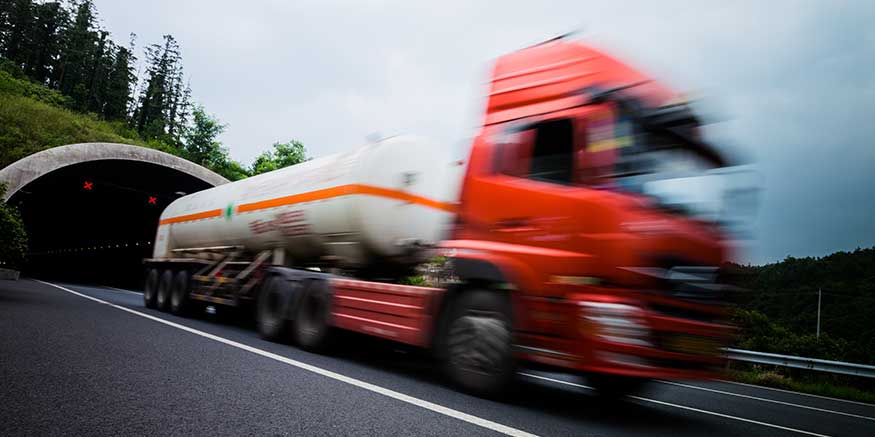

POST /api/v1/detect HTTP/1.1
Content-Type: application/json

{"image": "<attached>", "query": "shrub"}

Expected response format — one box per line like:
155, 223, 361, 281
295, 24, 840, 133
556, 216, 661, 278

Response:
0, 185, 28, 270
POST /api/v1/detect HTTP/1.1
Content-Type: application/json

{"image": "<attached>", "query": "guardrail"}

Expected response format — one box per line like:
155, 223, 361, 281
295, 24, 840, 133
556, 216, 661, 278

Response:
724, 348, 875, 378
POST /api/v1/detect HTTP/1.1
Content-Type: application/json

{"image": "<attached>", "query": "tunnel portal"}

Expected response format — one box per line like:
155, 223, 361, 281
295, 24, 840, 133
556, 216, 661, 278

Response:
1, 143, 228, 288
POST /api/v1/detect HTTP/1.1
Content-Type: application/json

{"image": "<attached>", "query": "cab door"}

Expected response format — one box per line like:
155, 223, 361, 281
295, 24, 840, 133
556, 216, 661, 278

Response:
468, 116, 585, 295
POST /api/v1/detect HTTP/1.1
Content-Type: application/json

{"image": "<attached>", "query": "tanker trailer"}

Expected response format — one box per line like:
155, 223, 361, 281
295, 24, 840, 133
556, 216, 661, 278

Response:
152, 136, 462, 274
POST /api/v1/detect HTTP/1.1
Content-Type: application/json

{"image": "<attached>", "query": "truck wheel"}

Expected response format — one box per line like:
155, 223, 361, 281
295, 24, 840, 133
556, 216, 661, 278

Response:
170, 270, 192, 316
257, 276, 291, 341
442, 289, 515, 397
144, 269, 159, 309
156, 270, 174, 311
588, 374, 648, 399
294, 281, 332, 351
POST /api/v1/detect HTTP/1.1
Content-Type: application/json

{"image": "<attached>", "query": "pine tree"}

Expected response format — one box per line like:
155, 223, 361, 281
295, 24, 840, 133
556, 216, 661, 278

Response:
2, 0, 34, 67
134, 34, 181, 140
102, 44, 135, 120
0, 1, 13, 51
54, 0, 98, 109
25, 1, 67, 84
85, 29, 112, 113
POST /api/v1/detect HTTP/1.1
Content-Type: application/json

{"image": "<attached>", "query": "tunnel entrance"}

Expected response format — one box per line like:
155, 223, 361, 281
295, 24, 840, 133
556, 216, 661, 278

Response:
10, 159, 215, 288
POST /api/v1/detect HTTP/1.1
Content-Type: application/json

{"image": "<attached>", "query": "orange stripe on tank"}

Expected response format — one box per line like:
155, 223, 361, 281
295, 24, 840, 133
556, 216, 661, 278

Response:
236, 184, 357, 213
159, 209, 222, 225
353, 184, 457, 213
159, 184, 457, 225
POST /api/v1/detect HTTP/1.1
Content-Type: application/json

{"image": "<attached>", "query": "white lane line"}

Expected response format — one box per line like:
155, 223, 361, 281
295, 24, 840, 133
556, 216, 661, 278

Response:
35, 280, 537, 437
520, 372, 594, 389
658, 380, 874, 422
718, 379, 875, 408
103, 286, 142, 296
518, 372, 830, 437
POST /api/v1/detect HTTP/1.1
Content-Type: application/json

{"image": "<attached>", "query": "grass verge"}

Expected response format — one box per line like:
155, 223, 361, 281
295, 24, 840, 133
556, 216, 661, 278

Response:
727, 367, 875, 404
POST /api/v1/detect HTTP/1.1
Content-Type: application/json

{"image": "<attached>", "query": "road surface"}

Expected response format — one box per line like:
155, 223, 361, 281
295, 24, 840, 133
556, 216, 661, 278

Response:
1, 278, 873, 436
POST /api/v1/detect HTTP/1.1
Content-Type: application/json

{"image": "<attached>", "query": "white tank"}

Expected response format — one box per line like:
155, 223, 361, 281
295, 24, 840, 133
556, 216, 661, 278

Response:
153, 136, 465, 270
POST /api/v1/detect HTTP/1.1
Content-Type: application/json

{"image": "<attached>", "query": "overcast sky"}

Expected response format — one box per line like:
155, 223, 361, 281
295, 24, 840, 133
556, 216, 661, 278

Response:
92, 0, 874, 264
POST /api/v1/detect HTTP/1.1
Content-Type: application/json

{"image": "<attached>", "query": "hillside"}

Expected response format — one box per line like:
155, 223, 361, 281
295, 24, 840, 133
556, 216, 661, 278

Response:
0, 67, 171, 169
727, 247, 875, 364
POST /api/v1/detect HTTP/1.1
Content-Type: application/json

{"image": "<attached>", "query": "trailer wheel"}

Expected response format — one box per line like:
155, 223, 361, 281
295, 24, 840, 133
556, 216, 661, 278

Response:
257, 276, 292, 341
170, 270, 192, 316
441, 289, 515, 397
144, 269, 159, 309
294, 281, 332, 351
156, 270, 174, 311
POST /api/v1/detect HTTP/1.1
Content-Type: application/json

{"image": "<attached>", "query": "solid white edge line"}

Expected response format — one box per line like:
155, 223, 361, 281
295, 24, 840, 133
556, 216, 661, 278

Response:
717, 379, 875, 408
657, 380, 874, 421
626, 395, 830, 437
35, 280, 537, 437
518, 372, 830, 437
103, 286, 142, 296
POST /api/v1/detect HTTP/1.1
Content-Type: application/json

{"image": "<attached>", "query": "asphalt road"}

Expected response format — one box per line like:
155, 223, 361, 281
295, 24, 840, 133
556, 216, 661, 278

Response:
2, 278, 874, 436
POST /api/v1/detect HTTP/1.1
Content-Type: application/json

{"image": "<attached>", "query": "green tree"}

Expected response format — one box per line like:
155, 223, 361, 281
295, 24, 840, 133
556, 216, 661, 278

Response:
53, 0, 98, 108
0, 184, 28, 270
101, 44, 134, 120
133, 34, 184, 142
250, 140, 309, 175
24, 1, 67, 85
182, 104, 224, 166
1, 0, 34, 67
182, 105, 248, 180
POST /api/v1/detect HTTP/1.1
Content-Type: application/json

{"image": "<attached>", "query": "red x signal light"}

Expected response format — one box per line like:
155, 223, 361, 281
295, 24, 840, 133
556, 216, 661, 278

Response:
83, 181, 93, 190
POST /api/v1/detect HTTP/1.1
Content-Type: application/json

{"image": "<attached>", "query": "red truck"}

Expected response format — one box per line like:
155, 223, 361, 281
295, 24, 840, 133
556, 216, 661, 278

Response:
144, 38, 735, 397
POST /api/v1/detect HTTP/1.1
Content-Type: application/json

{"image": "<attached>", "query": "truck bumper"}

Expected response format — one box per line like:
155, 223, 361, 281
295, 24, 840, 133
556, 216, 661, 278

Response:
516, 291, 731, 381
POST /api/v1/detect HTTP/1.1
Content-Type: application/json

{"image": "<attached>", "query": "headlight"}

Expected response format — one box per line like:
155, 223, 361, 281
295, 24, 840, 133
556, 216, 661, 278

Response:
580, 301, 653, 347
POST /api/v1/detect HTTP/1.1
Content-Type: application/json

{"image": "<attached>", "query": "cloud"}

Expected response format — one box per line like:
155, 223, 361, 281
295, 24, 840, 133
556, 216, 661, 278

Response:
92, 0, 875, 263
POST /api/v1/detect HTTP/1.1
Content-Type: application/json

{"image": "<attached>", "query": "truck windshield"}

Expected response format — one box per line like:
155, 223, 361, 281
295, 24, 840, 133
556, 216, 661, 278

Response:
593, 116, 733, 224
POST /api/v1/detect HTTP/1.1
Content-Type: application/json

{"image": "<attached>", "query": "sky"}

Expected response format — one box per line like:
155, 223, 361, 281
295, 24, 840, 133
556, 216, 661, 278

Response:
91, 0, 875, 265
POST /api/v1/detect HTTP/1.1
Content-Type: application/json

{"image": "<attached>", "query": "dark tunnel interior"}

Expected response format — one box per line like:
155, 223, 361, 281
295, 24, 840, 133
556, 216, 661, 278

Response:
10, 160, 214, 288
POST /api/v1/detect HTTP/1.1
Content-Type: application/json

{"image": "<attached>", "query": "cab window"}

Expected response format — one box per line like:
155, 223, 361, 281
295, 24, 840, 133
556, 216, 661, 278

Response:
495, 118, 576, 185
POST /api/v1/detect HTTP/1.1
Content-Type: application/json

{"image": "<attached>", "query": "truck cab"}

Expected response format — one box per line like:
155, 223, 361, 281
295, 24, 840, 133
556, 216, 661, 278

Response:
443, 40, 736, 391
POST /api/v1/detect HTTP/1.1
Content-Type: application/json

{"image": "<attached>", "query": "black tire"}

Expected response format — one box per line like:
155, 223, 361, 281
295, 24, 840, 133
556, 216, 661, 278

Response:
170, 270, 192, 316
441, 289, 515, 397
294, 280, 333, 351
143, 269, 159, 309
156, 270, 174, 311
588, 374, 649, 399
257, 276, 292, 341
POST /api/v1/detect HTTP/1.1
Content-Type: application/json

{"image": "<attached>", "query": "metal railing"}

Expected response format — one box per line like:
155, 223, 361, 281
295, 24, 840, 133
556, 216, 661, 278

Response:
724, 348, 875, 378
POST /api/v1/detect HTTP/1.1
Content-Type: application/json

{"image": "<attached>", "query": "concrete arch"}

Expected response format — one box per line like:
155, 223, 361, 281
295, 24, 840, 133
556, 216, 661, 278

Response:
0, 142, 228, 201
